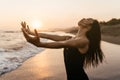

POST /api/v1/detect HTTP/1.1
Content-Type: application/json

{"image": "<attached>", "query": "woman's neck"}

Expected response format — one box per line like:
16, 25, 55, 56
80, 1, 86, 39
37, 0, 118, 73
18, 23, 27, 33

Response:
76, 28, 88, 37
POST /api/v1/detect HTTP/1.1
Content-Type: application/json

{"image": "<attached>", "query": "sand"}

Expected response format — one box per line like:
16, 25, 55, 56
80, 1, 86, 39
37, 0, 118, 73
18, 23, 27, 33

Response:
0, 41, 120, 80
0, 49, 67, 80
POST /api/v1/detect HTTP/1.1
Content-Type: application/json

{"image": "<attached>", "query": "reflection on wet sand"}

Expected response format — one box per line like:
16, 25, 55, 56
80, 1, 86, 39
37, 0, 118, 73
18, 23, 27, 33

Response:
86, 41, 120, 80
0, 49, 66, 80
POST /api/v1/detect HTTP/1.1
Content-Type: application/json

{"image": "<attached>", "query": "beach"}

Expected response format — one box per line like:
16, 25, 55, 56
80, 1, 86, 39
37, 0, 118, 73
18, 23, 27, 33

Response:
0, 49, 66, 80
0, 0, 120, 79
0, 41, 120, 80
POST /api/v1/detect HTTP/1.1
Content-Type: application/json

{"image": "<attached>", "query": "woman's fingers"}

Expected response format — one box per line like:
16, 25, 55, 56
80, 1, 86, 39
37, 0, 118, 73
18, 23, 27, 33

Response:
23, 22, 26, 28
21, 28, 28, 38
34, 29, 38, 36
21, 21, 27, 29
21, 22, 24, 28
27, 25, 31, 34
34, 29, 40, 41
27, 25, 30, 31
21, 28, 30, 41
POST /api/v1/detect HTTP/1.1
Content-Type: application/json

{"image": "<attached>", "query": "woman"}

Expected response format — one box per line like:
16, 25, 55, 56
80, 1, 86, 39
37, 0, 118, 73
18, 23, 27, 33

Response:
21, 18, 104, 80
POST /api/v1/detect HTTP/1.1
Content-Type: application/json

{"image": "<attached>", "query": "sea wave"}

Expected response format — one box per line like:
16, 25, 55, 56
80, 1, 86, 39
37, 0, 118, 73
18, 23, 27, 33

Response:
0, 42, 44, 75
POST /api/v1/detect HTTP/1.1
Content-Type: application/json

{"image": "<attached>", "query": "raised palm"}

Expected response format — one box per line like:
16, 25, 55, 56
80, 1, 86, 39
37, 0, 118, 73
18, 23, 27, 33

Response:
21, 26, 40, 47
21, 21, 35, 35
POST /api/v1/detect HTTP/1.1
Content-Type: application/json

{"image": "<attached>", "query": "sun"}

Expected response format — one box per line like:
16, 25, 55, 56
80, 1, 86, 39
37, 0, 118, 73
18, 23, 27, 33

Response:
31, 20, 42, 29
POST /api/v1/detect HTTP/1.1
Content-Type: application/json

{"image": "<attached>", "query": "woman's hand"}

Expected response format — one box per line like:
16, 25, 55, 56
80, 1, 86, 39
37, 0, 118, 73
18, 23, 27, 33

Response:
21, 28, 41, 47
21, 21, 35, 35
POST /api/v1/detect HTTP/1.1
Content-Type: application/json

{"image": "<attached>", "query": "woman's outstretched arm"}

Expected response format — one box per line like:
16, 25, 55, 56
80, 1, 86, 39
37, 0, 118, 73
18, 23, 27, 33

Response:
21, 21, 73, 41
38, 33, 73, 41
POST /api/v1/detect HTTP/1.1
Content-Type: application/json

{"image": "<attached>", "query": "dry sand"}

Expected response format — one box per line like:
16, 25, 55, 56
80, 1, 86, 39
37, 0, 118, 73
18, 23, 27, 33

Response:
0, 41, 120, 80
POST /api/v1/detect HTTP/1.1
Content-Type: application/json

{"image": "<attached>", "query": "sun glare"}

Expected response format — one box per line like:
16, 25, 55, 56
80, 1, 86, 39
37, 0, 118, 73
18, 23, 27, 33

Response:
31, 20, 42, 30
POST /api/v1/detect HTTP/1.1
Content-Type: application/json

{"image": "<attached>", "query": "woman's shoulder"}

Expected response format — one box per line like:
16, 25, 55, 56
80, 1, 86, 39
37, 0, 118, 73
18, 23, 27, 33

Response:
76, 36, 89, 43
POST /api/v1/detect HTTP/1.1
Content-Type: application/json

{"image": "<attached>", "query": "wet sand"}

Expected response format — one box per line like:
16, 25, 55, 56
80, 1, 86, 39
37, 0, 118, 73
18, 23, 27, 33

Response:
0, 41, 120, 80
86, 41, 120, 80
0, 49, 66, 80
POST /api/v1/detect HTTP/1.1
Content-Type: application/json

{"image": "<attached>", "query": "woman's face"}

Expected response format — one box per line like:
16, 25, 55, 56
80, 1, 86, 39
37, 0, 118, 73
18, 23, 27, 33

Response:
78, 18, 94, 30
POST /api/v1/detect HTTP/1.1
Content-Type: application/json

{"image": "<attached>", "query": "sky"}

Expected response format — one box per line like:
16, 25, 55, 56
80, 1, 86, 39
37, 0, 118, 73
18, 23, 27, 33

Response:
0, 0, 120, 30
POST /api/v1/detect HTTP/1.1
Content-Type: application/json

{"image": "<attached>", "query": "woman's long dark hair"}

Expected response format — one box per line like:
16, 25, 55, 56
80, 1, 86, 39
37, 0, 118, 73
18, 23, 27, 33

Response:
83, 19, 104, 67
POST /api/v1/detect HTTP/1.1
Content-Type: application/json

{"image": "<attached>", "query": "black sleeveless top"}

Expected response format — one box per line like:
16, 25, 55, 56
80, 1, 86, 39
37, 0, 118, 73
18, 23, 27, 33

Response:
63, 48, 89, 80
64, 47, 85, 67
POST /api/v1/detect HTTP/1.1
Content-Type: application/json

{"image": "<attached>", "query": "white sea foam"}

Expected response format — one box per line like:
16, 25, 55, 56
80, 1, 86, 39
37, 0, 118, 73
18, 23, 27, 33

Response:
0, 45, 43, 75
